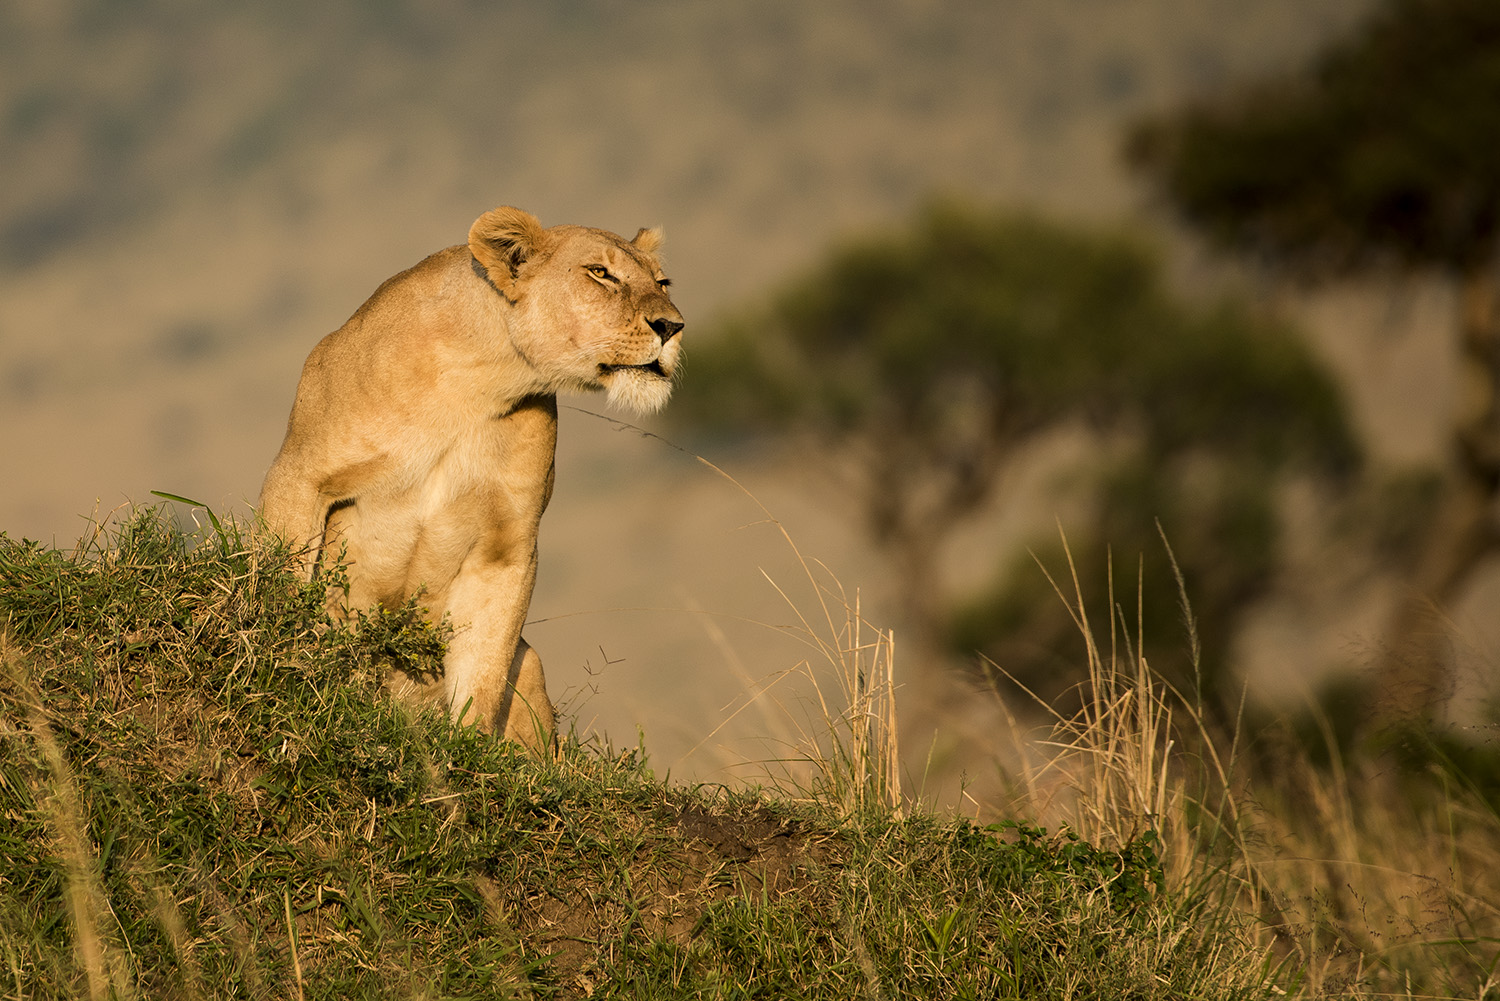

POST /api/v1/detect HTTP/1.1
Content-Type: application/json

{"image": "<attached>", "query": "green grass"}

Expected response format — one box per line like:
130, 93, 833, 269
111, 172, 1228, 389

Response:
0, 507, 1285, 999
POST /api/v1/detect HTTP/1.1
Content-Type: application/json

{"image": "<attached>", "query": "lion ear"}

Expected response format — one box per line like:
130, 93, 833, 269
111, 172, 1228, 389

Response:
469, 206, 546, 297
631, 226, 664, 254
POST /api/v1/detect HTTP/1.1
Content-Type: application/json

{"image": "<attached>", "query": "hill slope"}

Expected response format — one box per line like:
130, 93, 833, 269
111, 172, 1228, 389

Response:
0, 509, 1269, 998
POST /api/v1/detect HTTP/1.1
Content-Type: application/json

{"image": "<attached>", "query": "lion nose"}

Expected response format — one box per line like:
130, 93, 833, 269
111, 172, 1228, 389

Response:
648, 316, 684, 343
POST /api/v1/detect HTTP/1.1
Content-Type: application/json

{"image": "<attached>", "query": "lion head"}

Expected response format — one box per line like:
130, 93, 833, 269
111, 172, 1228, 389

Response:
469, 206, 684, 415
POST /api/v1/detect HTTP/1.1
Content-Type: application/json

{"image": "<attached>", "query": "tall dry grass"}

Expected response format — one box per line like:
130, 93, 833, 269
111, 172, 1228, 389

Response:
720, 497, 1500, 996
969, 530, 1500, 999
678, 456, 904, 822
4, 644, 136, 1001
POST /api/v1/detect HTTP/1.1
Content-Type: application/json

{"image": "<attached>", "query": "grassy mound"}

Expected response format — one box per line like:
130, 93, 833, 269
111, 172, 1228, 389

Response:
0, 509, 1273, 999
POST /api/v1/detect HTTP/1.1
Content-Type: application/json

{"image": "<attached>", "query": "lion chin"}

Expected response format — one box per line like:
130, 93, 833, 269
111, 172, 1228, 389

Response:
603, 366, 675, 415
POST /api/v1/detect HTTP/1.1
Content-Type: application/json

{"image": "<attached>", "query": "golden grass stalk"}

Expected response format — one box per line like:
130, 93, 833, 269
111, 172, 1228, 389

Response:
689, 456, 904, 821
984, 526, 1500, 997
3, 639, 136, 1001
985, 530, 1195, 851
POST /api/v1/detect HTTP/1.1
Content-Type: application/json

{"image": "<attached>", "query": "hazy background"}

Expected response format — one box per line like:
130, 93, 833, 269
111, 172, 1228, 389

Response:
7, 0, 1491, 794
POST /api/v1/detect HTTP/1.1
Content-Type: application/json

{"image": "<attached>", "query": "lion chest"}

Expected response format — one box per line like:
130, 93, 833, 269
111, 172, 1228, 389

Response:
330, 412, 556, 614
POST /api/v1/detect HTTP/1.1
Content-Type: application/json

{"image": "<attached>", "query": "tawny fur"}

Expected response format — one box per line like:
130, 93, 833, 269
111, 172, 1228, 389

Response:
259, 206, 684, 752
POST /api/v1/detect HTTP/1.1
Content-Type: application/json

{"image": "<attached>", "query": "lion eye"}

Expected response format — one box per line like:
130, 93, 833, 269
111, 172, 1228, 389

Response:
586, 265, 615, 282
657, 278, 672, 289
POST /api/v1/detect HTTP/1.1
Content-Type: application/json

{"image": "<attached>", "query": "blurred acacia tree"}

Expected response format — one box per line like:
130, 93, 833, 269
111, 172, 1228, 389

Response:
673, 202, 1357, 716
1128, 0, 1500, 726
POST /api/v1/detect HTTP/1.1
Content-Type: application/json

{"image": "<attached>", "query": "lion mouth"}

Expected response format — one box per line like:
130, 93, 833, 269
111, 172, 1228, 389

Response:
600, 360, 668, 379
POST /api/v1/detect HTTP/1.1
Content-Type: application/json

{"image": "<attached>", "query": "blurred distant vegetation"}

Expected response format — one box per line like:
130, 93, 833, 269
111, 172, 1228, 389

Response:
677, 0, 1500, 756
1130, 0, 1500, 731
0, 1, 635, 268
673, 201, 1358, 723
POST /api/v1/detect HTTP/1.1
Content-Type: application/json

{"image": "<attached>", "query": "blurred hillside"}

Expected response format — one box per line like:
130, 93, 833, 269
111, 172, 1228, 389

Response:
0, 1, 1380, 528
12, 0, 1486, 782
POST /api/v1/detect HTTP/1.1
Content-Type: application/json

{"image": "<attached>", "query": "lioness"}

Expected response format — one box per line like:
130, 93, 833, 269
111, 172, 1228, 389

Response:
259, 206, 684, 752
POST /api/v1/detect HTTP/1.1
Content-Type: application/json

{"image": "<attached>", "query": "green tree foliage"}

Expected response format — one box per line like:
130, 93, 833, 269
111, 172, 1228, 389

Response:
1128, 0, 1500, 274
1129, 0, 1500, 725
674, 203, 1357, 711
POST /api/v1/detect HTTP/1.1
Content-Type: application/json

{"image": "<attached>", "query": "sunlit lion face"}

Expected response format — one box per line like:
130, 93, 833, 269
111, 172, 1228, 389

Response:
479, 219, 684, 415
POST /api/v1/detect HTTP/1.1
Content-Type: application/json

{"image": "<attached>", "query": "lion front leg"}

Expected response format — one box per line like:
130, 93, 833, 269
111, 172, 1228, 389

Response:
497, 638, 556, 755
441, 553, 555, 753
447, 632, 556, 755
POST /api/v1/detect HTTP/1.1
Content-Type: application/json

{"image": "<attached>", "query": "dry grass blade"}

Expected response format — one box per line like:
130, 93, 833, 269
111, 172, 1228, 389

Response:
688, 455, 904, 821
984, 528, 1179, 850
3, 639, 135, 1001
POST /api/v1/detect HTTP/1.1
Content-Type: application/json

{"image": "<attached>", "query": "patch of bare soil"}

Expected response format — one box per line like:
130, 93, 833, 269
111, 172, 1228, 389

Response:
523, 800, 839, 992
